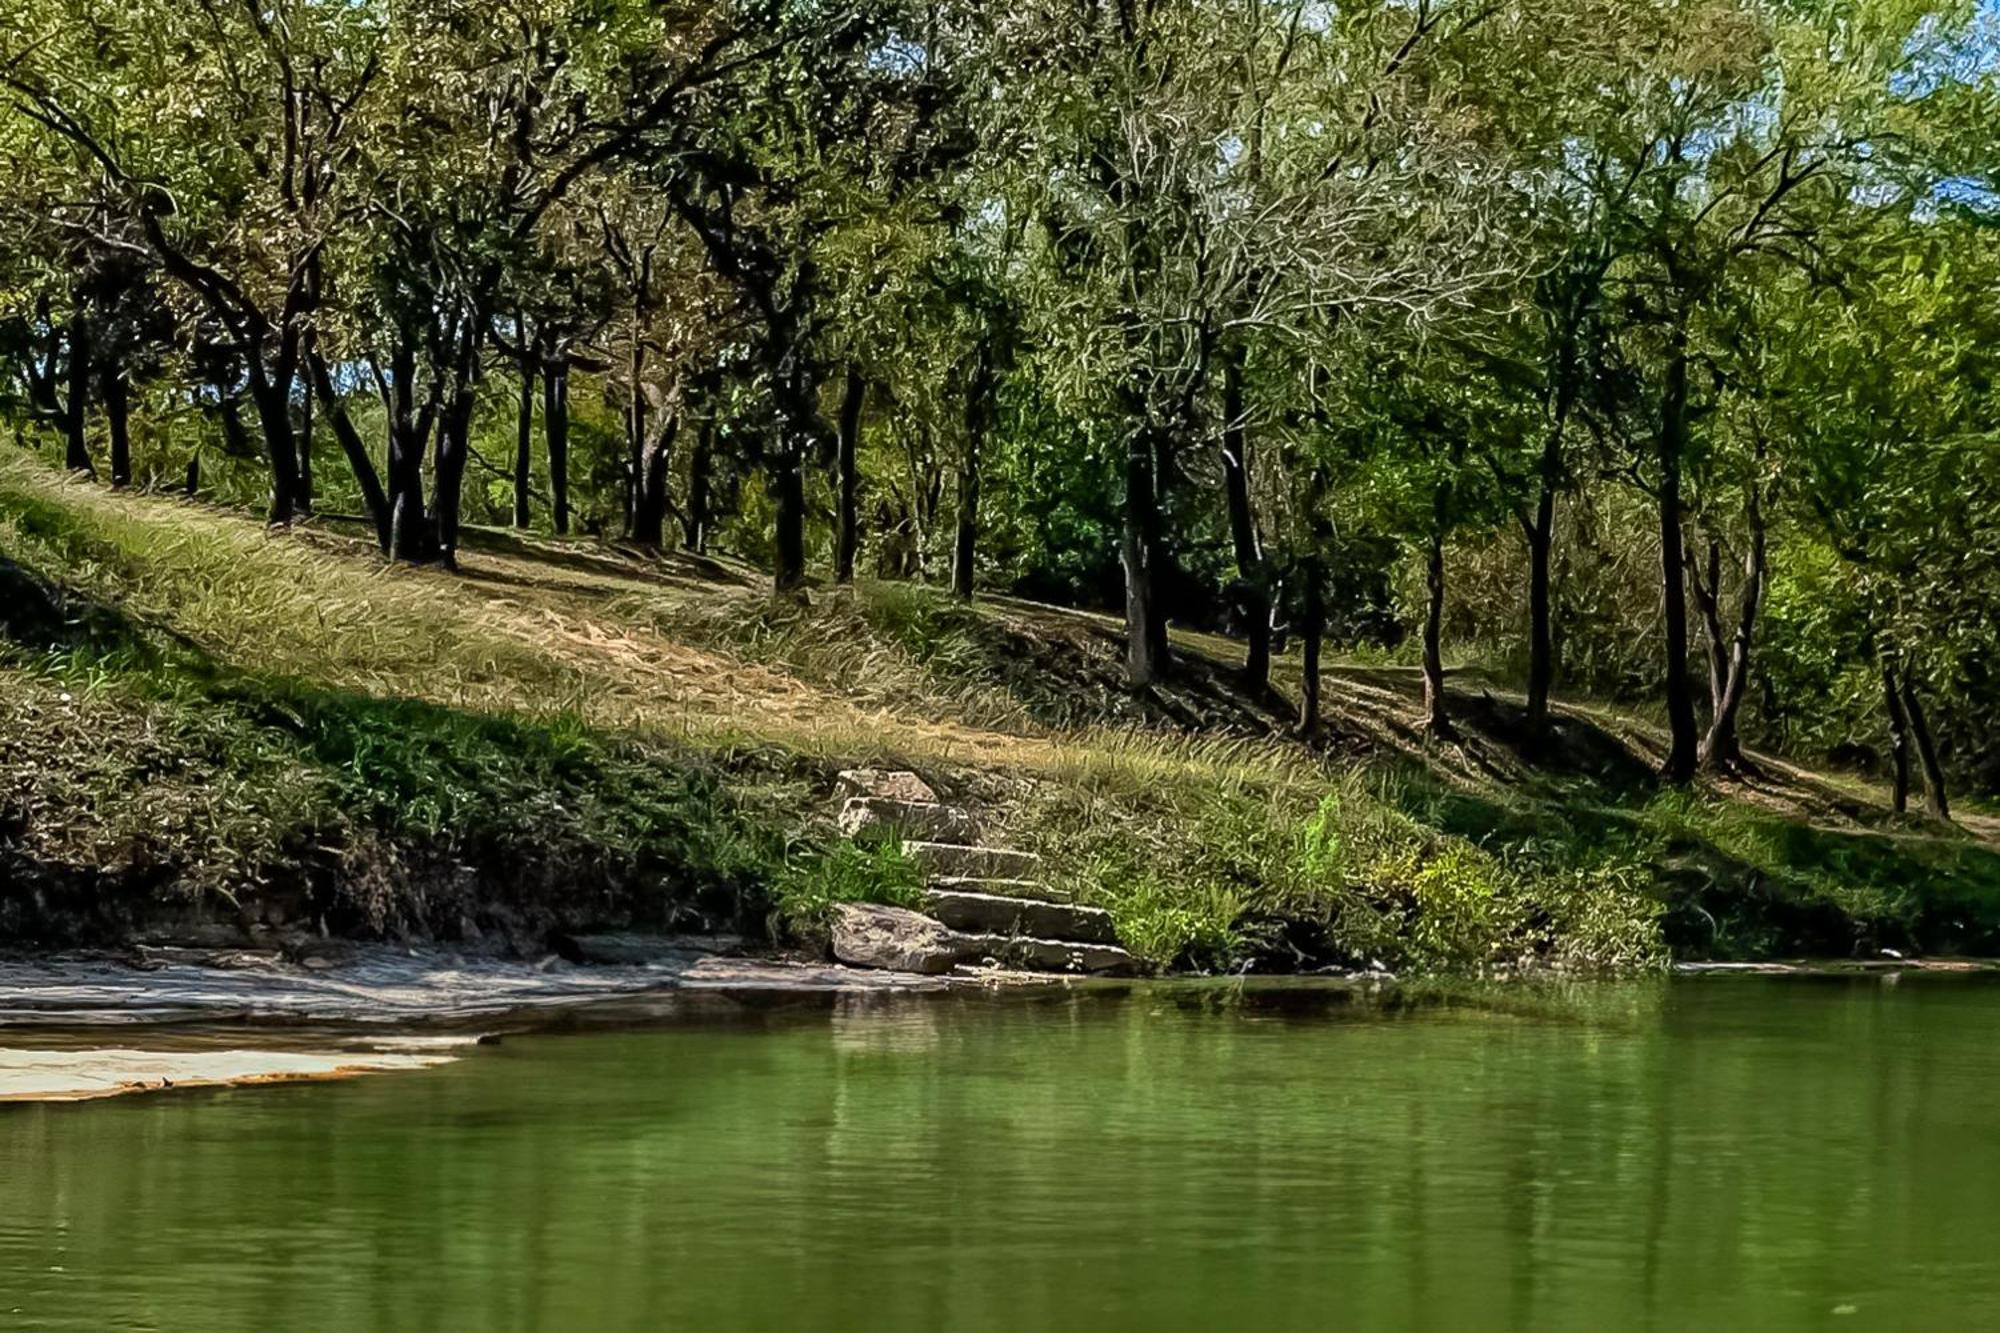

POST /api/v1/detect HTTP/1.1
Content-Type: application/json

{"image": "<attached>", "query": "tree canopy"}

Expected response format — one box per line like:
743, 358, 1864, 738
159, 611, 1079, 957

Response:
2, 0, 1996, 805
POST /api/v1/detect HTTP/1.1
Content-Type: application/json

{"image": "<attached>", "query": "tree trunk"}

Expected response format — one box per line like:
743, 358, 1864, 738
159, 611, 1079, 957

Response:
1298, 465, 1331, 739
1689, 538, 1729, 718
1657, 328, 1699, 785
247, 369, 302, 527
1523, 380, 1573, 748
384, 338, 431, 561
296, 355, 315, 516
623, 335, 646, 540
514, 357, 535, 530
1882, 658, 1911, 815
63, 322, 92, 475
1422, 527, 1450, 738
836, 366, 865, 584
1524, 484, 1556, 745
545, 361, 571, 537
1121, 423, 1169, 686
1221, 344, 1270, 694
1299, 552, 1325, 739
952, 347, 995, 602
1700, 488, 1766, 771
304, 348, 391, 553
684, 418, 712, 554
951, 431, 980, 602
1902, 677, 1951, 823
104, 370, 131, 489
633, 414, 677, 549
771, 442, 807, 594
431, 373, 475, 570
216, 395, 252, 460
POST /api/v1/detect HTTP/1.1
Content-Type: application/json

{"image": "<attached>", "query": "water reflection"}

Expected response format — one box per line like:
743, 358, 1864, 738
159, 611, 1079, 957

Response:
4, 977, 2000, 1331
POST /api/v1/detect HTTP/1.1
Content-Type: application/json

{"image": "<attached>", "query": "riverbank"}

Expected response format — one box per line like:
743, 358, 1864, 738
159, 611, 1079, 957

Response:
7, 945, 2000, 1102
4, 457, 1997, 974
0, 943, 984, 1100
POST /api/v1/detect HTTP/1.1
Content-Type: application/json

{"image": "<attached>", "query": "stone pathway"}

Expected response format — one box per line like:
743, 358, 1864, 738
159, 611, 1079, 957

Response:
831, 771, 1135, 976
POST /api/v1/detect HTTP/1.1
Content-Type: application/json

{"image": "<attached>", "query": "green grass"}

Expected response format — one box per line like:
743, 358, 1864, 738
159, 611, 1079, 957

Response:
771, 837, 928, 934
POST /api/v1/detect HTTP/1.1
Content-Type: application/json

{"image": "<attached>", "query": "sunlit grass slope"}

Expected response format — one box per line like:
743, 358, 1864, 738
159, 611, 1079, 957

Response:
3, 455, 1995, 968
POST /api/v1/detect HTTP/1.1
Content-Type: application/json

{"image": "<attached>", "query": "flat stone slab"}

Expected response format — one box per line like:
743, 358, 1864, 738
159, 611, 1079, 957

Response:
0, 1045, 457, 1103
904, 841, 1042, 881
951, 934, 1136, 976
835, 769, 938, 804
838, 796, 979, 844
0, 948, 961, 1027
925, 890, 1119, 946
930, 876, 1073, 904
830, 903, 962, 975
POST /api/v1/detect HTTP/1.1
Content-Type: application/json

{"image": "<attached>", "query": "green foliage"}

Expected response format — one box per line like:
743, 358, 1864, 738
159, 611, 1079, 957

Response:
772, 837, 927, 933
1034, 771, 1668, 976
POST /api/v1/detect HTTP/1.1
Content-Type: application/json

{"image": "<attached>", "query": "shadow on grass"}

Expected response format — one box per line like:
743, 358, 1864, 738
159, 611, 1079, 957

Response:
0, 546, 788, 945
1382, 757, 2000, 960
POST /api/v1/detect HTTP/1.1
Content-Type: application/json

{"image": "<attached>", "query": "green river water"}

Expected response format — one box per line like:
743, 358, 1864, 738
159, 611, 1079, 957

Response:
4, 975, 1999, 1331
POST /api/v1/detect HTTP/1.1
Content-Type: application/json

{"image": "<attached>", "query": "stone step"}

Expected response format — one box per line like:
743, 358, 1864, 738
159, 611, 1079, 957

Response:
831, 903, 962, 975
952, 933, 1136, 976
904, 841, 1041, 881
835, 769, 938, 804
924, 890, 1118, 946
930, 876, 1071, 905
838, 796, 979, 845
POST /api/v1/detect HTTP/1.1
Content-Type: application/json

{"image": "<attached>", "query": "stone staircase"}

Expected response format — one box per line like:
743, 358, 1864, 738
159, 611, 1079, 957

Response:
830, 770, 1134, 976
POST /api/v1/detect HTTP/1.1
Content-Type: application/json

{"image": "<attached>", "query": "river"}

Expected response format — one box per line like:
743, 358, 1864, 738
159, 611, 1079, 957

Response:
3, 975, 1996, 1330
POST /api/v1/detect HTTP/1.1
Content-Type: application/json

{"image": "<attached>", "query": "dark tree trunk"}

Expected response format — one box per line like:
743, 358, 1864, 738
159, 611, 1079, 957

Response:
514, 358, 535, 530
216, 396, 253, 460
684, 418, 712, 554
622, 341, 645, 540
1422, 527, 1450, 738
384, 338, 431, 561
63, 323, 92, 475
544, 361, 571, 537
1121, 423, 1169, 686
1221, 345, 1270, 693
1298, 465, 1331, 739
1882, 658, 1911, 815
296, 355, 315, 515
632, 414, 677, 549
184, 451, 200, 496
1299, 552, 1325, 740
304, 348, 391, 553
951, 431, 980, 602
431, 372, 475, 570
952, 346, 996, 602
1524, 483, 1556, 744
247, 370, 302, 527
1657, 330, 1699, 785
1523, 379, 1573, 749
104, 370, 131, 489
1902, 677, 1951, 823
836, 366, 865, 584
772, 442, 807, 594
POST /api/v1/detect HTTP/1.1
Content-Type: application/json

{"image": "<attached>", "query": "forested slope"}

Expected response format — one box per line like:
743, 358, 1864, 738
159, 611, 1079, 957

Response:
5, 458, 1995, 971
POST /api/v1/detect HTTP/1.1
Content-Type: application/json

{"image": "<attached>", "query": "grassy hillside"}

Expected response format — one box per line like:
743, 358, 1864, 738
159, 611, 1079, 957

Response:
3, 454, 1997, 970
